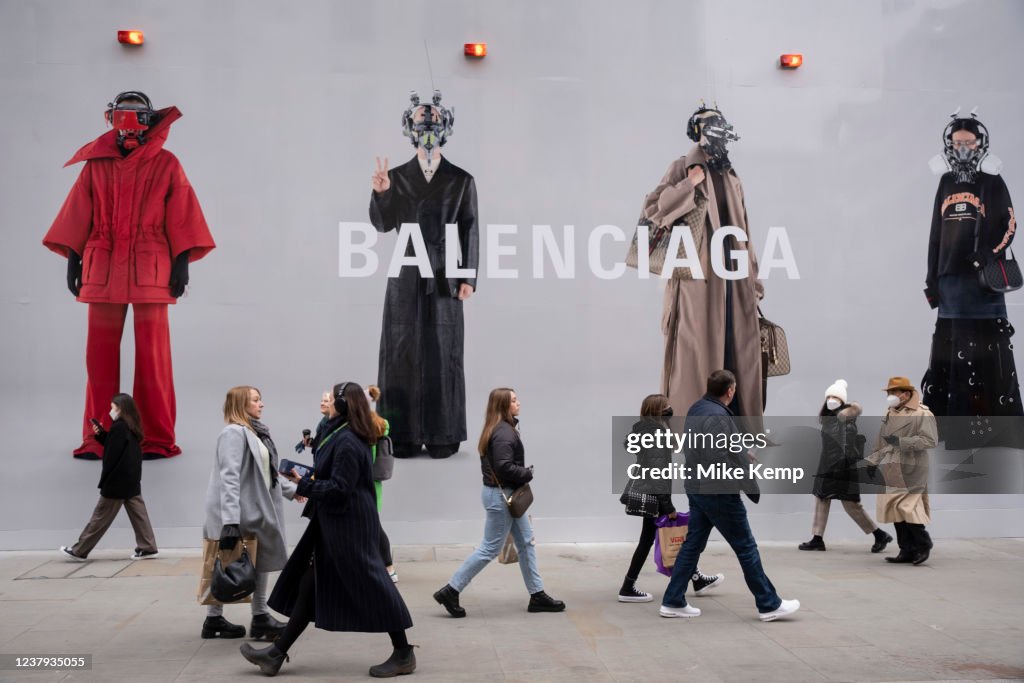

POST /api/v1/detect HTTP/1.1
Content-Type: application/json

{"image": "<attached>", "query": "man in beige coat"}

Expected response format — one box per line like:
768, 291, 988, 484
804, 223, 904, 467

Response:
866, 377, 937, 565
643, 105, 764, 425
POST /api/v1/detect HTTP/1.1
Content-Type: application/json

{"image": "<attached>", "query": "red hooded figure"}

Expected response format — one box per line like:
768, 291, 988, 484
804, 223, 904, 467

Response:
43, 92, 215, 459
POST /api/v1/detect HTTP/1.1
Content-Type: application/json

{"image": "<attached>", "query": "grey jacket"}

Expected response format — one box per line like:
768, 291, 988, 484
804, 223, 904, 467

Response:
203, 424, 297, 572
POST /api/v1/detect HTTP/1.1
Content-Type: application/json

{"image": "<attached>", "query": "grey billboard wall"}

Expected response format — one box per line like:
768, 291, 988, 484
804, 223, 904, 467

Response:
2, 0, 1023, 549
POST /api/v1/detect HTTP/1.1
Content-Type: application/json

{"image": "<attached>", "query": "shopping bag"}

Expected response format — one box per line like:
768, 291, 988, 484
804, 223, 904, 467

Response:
197, 537, 259, 605
498, 532, 518, 564
653, 513, 689, 577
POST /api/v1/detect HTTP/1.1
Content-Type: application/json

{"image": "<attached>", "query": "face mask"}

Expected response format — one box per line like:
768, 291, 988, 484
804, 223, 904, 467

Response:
825, 398, 842, 411
110, 407, 121, 421
886, 395, 901, 408
662, 407, 674, 417
699, 116, 739, 171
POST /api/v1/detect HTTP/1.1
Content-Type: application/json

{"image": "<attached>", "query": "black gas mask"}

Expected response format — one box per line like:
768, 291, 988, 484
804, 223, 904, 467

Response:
942, 112, 990, 184
687, 106, 740, 171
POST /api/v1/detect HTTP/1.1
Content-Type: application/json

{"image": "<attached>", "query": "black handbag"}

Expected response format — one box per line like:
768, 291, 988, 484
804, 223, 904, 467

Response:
211, 543, 256, 603
973, 184, 1023, 293
619, 479, 659, 517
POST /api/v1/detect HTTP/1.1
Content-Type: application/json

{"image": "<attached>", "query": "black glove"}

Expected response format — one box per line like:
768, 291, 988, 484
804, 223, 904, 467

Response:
924, 283, 939, 309
867, 464, 878, 479
218, 523, 241, 550
169, 250, 190, 298
66, 250, 82, 296
883, 435, 900, 447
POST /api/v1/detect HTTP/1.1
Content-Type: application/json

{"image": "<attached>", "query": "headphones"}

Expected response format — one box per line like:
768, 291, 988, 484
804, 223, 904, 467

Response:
686, 104, 722, 143
104, 90, 156, 128
333, 382, 352, 415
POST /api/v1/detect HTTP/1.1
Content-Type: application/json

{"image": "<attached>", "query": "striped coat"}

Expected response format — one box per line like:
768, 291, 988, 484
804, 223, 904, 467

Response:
268, 425, 411, 632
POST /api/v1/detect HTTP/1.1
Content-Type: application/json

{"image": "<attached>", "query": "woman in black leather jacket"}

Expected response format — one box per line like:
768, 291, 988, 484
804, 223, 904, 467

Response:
433, 388, 566, 617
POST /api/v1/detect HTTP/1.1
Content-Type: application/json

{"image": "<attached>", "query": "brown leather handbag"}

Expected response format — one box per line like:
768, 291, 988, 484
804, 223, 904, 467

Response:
625, 191, 709, 280
758, 306, 791, 378
489, 465, 534, 518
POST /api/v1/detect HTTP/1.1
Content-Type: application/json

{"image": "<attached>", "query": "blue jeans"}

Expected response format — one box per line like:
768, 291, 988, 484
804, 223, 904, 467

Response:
662, 493, 781, 613
449, 485, 543, 594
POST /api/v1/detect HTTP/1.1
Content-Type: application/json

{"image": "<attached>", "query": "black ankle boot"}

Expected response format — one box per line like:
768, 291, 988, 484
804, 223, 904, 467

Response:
201, 615, 246, 639
528, 590, 566, 613
249, 613, 287, 640
871, 528, 893, 553
798, 535, 826, 551
240, 643, 289, 676
369, 645, 417, 678
433, 584, 466, 618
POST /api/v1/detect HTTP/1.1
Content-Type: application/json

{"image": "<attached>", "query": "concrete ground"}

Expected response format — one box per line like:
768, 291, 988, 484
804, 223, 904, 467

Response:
0, 539, 1022, 683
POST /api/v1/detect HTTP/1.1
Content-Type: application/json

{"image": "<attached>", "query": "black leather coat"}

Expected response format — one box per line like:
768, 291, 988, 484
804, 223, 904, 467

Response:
369, 156, 479, 446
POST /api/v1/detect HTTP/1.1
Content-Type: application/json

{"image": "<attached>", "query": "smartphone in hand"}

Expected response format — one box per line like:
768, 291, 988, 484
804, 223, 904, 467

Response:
279, 458, 311, 478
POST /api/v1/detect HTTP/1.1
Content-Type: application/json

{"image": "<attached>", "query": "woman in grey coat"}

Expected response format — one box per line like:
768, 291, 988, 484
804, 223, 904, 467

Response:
201, 386, 300, 640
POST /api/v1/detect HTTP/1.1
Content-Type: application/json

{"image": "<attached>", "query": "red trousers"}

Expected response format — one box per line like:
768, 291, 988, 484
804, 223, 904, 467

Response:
74, 303, 180, 459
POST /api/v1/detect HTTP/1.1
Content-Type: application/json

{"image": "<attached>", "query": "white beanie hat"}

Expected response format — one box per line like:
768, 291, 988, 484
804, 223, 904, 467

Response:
825, 379, 848, 403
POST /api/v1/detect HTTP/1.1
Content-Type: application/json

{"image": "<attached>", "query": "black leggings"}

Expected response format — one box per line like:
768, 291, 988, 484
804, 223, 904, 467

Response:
626, 516, 701, 582
274, 563, 408, 654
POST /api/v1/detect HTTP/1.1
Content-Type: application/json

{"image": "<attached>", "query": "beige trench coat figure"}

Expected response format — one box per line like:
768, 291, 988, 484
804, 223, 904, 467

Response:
865, 377, 937, 564
643, 143, 765, 424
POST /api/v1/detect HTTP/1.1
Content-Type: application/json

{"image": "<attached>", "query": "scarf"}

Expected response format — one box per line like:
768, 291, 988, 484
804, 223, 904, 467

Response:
250, 418, 280, 488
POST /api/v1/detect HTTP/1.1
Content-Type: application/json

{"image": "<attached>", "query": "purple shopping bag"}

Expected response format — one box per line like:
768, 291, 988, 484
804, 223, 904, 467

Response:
653, 512, 689, 577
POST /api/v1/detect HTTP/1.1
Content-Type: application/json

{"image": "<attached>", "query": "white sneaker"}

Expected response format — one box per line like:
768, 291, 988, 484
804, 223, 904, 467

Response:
759, 598, 800, 622
659, 604, 701, 618
60, 546, 87, 562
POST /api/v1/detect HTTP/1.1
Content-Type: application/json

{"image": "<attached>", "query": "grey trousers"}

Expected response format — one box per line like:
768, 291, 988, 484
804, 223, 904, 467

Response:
71, 495, 157, 558
812, 497, 877, 536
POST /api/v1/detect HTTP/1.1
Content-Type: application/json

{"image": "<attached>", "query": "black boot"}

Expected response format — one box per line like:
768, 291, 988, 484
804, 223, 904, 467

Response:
433, 584, 466, 618
369, 645, 417, 678
528, 590, 566, 613
393, 442, 422, 459
201, 615, 246, 639
909, 524, 932, 565
426, 443, 458, 459
249, 612, 287, 640
886, 522, 913, 563
871, 528, 893, 553
240, 642, 289, 676
798, 535, 826, 551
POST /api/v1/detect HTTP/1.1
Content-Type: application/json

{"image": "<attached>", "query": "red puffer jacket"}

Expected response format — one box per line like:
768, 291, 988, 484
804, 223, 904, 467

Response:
43, 106, 215, 304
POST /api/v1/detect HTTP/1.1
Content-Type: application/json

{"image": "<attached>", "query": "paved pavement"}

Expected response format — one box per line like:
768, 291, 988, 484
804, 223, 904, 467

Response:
1, 538, 1022, 682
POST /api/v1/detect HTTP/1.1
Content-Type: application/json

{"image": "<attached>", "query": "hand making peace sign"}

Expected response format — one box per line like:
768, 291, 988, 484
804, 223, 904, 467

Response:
372, 156, 391, 193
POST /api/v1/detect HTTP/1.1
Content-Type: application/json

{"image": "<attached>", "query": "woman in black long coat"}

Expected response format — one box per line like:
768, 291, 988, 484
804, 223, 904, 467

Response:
240, 382, 415, 678
798, 380, 892, 553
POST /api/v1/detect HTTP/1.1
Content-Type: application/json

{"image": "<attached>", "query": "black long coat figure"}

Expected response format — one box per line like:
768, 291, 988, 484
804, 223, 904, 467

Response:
269, 422, 412, 632
369, 156, 480, 453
